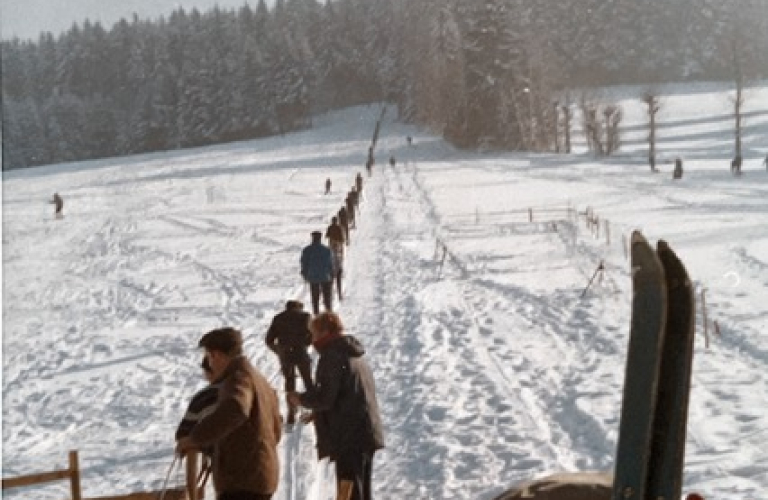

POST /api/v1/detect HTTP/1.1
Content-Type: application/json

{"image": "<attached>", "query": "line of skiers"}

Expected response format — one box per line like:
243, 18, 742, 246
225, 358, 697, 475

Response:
301, 172, 364, 316
174, 166, 379, 499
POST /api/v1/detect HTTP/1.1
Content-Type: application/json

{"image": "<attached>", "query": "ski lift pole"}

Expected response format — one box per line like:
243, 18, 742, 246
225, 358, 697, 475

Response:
581, 260, 605, 298
157, 455, 180, 500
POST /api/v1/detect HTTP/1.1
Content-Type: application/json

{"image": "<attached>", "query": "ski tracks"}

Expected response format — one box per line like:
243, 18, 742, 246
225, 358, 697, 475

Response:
359, 162, 630, 498
344, 163, 613, 498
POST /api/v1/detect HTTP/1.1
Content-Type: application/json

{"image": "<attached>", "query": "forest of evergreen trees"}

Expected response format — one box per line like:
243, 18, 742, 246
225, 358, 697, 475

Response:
2, 0, 767, 170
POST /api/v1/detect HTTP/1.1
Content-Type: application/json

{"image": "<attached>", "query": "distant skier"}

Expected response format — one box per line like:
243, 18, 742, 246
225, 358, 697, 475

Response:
389, 156, 396, 168
407, 135, 413, 146
731, 154, 742, 176
355, 172, 364, 195
300, 231, 335, 315
325, 178, 332, 195
325, 216, 345, 248
330, 243, 344, 301
365, 158, 373, 177
50, 193, 64, 219
673, 158, 683, 179
338, 206, 350, 244
345, 192, 357, 229
326, 218, 346, 301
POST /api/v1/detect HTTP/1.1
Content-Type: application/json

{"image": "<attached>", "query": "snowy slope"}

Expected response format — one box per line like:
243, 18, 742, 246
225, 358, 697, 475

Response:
2, 82, 767, 500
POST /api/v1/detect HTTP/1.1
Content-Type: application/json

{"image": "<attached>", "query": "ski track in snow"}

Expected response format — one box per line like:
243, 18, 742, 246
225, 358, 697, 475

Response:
3, 85, 768, 499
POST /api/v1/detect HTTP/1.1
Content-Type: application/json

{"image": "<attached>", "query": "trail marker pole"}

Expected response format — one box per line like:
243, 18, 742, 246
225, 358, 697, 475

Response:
581, 260, 605, 298
701, 288, 710, 349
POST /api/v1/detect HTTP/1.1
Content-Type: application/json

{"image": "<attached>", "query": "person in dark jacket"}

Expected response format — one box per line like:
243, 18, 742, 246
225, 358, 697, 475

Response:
338, 207, 350, 245
325, 217, 346, 301
355, 172, 364, 195
288, 313, 384, 500
673, 157, 683, 179
731, 154, 742, 175
325, 178, 332, 195
345, 193, 357, 229
176, 327, 282, 500
300, 231, 335, 315
51, 193, 64, 219
265, 300, 313, 424
176, 356, 220, 442
325, 217, 345, 248
176, 356, 220, 486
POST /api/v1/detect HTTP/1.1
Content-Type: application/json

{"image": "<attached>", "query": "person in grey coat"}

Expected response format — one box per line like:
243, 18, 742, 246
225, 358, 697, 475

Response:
288, 312, 384, 500
300, 231, 335, 315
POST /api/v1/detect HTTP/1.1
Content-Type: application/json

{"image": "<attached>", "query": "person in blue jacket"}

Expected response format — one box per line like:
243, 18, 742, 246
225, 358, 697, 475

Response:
301, 231, 335, 315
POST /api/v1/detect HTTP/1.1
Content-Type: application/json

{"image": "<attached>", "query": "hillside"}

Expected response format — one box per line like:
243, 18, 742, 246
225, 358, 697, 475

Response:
2, 81, 767, 499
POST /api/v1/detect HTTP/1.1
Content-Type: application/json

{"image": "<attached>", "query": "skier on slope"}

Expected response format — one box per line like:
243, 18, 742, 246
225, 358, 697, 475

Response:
50, 193, 64, 219
338, 206, 350, 245
265, 300, 314, 425
673, 158, 683, 179
325, 217, 346, 302
300, 231, 335, 315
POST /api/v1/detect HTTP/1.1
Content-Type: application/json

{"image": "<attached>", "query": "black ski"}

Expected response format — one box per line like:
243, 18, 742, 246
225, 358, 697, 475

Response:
645, 240, 696, 499
612, 231, 668, 500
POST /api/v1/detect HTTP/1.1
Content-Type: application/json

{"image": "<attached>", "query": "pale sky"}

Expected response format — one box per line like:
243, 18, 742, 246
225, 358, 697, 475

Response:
1, 0, 265, 41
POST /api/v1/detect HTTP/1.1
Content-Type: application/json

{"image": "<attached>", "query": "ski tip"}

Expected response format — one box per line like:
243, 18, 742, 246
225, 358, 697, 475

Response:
631, 230, 648, 245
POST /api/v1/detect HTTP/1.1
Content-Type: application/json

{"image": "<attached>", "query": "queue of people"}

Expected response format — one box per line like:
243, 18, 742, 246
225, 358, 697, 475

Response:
175, 311, 383, 500
175, 157, 382, 500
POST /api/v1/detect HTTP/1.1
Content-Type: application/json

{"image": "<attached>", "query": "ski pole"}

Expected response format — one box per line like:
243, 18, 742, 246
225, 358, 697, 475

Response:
157, 455, 180, 500
581, 260, 605, 298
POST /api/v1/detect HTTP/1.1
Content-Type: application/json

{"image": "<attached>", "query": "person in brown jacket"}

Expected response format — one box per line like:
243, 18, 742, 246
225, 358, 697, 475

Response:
176, 327, 282, 500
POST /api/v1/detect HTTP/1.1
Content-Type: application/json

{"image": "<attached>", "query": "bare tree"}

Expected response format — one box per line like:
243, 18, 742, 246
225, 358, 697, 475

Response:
719, 1, 764, 175
561, 95, 573, 154
642, 91, 662, 172
580, 94, 622, 156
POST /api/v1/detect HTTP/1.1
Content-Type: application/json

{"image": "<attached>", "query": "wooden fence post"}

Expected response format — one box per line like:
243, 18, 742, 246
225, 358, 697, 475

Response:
69, 451, 82, 500
622, 234, 628, 261
605, 220, 610, 245
529, 208, 533, 223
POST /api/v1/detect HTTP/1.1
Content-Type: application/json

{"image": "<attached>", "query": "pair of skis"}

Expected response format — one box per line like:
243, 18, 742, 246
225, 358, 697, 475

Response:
612, 231, 696, 500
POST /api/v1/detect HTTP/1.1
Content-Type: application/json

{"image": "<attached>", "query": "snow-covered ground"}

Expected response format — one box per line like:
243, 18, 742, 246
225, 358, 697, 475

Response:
2, 81, 767, 500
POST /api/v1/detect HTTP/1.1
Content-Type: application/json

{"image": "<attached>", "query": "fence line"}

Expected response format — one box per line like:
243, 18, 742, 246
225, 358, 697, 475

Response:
2, 450, 82, 500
